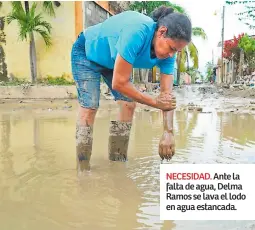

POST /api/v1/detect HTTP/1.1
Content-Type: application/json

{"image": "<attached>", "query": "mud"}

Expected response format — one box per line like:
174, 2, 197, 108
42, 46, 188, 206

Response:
108, 120, 132, 162
155, 92, 176, 110
163, 110, 174, 132
0, 85, 77, 99
212, 84, 255, 99
76, 124, 93, 171
0, 85, 255, 229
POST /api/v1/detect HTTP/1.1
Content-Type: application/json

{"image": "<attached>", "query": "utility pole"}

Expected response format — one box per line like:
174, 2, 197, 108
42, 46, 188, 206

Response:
221, 5, 225, 83
212, 49, 214, 65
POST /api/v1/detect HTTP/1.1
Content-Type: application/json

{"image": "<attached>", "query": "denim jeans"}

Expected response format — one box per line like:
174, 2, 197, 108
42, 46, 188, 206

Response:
71, 32, 133, 109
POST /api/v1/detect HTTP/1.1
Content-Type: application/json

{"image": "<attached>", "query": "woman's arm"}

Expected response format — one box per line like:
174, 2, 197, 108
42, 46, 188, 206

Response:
160, 73, 174, 133
112, 54, 155, 107
113, 54, 176, 111
158, 73, 176, 160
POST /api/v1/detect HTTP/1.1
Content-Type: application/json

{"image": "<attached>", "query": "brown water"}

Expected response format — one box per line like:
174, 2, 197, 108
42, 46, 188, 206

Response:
1, 98, 255, 230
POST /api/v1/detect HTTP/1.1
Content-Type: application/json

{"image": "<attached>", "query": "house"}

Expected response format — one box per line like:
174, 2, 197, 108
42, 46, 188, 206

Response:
215, 34, 255, 84
0, 1, 128, 81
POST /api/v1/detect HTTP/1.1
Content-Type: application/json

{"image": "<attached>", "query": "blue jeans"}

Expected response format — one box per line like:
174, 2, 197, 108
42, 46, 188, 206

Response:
71, 32, 132, 109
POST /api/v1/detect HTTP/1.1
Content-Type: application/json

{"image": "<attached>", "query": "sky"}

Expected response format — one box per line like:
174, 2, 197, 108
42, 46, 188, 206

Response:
170, 0, 254, 74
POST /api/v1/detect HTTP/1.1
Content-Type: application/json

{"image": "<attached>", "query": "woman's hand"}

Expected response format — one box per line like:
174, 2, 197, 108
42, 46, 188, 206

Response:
113, 55, 177, 111
154, 92, 176, 111
159, 131, 175, 160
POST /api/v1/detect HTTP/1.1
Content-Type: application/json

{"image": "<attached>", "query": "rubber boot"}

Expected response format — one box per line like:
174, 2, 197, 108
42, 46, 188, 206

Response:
108, 120, 132, 162
76, 124, 93, 171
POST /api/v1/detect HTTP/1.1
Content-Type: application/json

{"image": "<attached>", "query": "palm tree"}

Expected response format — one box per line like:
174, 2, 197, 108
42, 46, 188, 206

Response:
129, 2, 207, 84
6, 2, 53, 83
42, 1, 61, 17
205, 61, 213, 82
0, 2, 8, 81
176, 27, 207, 85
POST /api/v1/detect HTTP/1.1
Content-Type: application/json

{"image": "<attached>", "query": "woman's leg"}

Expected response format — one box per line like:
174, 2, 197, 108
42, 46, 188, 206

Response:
116, 100, 136, 122
108, 100, 136, 162
71, 35, 102, 172
102, 70, 136, 161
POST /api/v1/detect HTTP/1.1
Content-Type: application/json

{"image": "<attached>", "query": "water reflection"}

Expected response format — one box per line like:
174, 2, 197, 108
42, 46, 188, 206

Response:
220, 113, 255, 146
174, 111, 199, 150
0, 107, 255, 230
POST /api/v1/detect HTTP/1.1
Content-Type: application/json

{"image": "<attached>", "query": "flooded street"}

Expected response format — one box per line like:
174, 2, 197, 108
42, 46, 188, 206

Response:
1, 86, 255, 230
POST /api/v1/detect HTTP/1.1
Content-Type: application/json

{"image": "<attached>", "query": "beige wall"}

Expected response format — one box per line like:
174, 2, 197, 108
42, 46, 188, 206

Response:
0, 1, 76, 80
0, 1, 123, 82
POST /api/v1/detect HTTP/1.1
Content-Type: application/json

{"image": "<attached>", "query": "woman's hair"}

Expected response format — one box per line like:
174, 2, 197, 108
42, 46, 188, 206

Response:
150, 6, 192, 42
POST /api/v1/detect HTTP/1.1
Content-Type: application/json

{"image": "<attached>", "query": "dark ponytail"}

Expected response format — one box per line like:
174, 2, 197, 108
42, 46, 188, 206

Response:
150, 6, 192, 43
151, 6, 174, 22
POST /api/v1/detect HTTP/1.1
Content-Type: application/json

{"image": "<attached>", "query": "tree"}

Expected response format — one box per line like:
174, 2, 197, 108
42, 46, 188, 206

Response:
6, 2, 53, 83
226, 0, 255, 29
176, 26, 207, 85
42, 1, 61, 17
205, 61, 213, 82
0, 1, 8, 81
222, 33, 255, 75
186, 67, 202, 83
128, 1, 207, 85
223, 33, 244, 63
129, 1, 188, 84
238, 33, 255, 68
129, 1, 188, 15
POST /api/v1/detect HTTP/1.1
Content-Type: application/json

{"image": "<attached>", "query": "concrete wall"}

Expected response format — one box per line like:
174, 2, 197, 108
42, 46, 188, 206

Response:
0, 85, 77, 99
95, 1, 113, 14
0, 1, 76, 81
0, 1, 126, 82
84, 1, 110, 28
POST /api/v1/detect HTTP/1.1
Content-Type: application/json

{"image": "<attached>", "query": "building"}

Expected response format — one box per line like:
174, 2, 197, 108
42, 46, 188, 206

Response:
0, 1, 128, 82
215, 34, 255, 84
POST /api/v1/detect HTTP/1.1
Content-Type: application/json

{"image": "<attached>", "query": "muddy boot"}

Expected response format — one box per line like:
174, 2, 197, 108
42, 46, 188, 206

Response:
76, 124, 93, 171
108, 120, 132, 162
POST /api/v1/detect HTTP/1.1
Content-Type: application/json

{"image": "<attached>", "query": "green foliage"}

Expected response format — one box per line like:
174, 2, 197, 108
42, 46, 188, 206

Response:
129, 1, 188, 15
37, 74, 75, 85
192, 27, 207, 40
179, 28, 206, 72
205, 62, 213, 81
0, 74, 75, 86
178, 50, 186, 73
42, 1, 56, 17
178, 42, 199, 73
226, 0, 255, 29
188, 42, 198, 69
186, 67, 199, 83
238, 34, 255, 67
0, 16, 7, 81
222, 33, 255, 69
0, 76, 30, 85
238, 34, 255, 53
7, 2, 52, 46
128, 1, 208, 82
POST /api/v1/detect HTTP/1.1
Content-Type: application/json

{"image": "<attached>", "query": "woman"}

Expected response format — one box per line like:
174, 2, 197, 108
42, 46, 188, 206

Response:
71, 6, 192, 171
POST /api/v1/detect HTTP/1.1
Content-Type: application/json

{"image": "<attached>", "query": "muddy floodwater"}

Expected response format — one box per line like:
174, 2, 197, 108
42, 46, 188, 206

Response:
1, 86, 255, 230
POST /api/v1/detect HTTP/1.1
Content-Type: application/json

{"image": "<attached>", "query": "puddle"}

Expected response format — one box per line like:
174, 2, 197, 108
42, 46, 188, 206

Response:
0, 98, 255, 230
